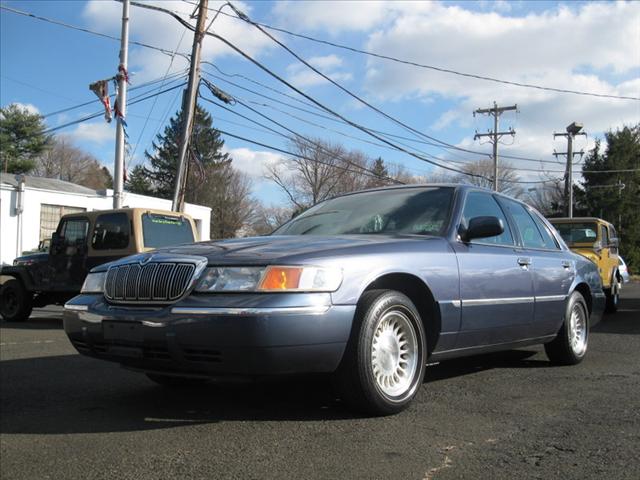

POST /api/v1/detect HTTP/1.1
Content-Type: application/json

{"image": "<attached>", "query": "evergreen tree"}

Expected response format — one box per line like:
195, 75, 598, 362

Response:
367, 157, 390, 188
0, 104, 52, 173
141, 104, 231, 200
126, 165, 153, 195
576, 125, 640, 270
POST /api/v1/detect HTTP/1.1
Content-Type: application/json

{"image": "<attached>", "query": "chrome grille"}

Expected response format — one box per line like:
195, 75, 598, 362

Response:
105, 262, 196, 303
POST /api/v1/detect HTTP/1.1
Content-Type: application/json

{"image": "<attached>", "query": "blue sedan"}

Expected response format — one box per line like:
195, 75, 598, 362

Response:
64, 185, 604, 415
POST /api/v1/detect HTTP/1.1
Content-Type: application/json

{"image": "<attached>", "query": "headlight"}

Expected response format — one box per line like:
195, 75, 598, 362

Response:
81, 272, 106, 293
195, 266, 342, 292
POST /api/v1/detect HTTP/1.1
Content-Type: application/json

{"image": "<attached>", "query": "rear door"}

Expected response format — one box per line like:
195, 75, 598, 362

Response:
452, 191, 535, 348
498, 198, 573, 337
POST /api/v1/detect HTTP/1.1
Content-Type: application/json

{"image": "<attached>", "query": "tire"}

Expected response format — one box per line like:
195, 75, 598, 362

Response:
545, 291, 589, 365
146, 373, 208, 387
604, 276, 620, 313
334, 289, 427, 416
0, 278, 33, 322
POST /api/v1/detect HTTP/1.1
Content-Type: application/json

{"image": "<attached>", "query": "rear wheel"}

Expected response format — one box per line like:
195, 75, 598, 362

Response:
545, 291, 589, 365
605, 276, 620, 313
334, 289, 427, 416
0, 278, 33, 322
146, 373, 209, 387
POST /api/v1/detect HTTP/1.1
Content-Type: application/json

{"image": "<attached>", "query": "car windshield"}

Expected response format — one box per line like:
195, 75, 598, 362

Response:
552, 222, 598, 245
273, 187, 454, 236
142, 214, 194, 248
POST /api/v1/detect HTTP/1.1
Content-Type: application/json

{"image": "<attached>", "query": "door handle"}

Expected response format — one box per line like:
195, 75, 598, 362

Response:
561, 261, 571, 269
517, 257, 532, 267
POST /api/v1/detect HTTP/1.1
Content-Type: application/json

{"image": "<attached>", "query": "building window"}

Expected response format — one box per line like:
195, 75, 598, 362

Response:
40, 204, 86, 242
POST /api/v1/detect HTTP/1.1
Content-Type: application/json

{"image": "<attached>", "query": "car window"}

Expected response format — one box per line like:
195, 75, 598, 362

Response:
551, 222, 598, 245
59, 219, 89, 246
460, 191, 513, 246
529, 211, 561, 250
142, 214, 194, 248
601, 225, 609, 246
274, 187, 454, 236
500, 198, 547, 249
92, 213, 130, 250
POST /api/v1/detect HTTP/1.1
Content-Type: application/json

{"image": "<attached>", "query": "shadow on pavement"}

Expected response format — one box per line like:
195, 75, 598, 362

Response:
592, 284, 640, 335
1, 348, 552, 435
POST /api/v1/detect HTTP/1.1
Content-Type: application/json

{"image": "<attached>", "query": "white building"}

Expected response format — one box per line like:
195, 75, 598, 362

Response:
0, 174, 211, 265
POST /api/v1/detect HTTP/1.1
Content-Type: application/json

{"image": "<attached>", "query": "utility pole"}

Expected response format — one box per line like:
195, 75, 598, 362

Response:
474, 102, 517, 192
113, 0, 130, 209
172, 0, 208, 212
554, 122, 586, 218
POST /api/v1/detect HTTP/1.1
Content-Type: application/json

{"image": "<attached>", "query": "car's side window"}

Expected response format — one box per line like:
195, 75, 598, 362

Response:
529, 210, 561, 250
92, 213, 131, 250
461, 191, 514, 246
601, 225, 609, 246
500, 198, 547, 249
59, 219, 89, 246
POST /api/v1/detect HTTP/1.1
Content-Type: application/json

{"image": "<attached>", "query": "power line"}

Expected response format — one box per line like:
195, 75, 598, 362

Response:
128, 1, 493, 181
189, 0, 640, 102
0, 5, 190, 59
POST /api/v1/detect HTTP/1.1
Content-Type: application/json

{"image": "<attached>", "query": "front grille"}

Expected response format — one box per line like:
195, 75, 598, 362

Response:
105, 262, 196, 303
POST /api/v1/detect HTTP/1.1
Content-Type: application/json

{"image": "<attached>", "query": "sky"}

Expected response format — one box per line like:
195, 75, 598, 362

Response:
1, 0, 639, 205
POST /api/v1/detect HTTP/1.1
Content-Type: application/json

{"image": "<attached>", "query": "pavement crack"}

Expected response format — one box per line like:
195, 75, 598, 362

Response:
423, 446, 456, 480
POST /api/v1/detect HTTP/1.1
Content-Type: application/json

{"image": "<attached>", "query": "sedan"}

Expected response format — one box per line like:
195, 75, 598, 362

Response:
64, 185, 604, 415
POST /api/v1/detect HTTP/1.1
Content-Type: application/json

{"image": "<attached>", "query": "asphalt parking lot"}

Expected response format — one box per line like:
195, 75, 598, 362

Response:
1, 284, 639, 480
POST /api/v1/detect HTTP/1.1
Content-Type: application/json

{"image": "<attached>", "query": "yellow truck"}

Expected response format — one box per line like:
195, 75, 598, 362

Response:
549, 217, 622, 313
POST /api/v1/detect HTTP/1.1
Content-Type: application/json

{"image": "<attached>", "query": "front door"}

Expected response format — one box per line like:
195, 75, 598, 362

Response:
49, 216, 90, 291
452, 191, 535, 349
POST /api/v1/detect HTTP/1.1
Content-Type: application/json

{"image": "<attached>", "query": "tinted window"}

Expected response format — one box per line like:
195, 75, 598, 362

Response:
142, 214, 194, 248
500, 198, 547, 249
601, 225, 609, 246
92, 213, 130, 250
274, 187, 453, 236
59, 219, 89, 245
460, 191, 513, 246
529, 211, 560, 250
552, 222, 598, 245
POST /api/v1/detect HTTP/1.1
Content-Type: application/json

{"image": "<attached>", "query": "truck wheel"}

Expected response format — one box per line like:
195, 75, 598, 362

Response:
545, 291, 589, 365
604, 276, 620, 313
334, 289, 427, 416
0, 278, 33, 322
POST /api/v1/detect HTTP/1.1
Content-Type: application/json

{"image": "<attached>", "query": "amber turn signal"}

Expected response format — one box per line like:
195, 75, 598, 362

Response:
258, 266, 303, 290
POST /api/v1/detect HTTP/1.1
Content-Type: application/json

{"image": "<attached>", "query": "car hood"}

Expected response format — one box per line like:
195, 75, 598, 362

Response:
150, 234, 447, 265
13, 252, 49, 265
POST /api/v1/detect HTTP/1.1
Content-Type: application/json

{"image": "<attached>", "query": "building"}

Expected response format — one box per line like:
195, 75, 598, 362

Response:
0, 174, 211, 265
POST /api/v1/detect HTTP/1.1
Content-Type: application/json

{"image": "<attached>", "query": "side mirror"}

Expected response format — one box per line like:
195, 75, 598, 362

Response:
461, 216, 504, 242
610, 237, 619, 248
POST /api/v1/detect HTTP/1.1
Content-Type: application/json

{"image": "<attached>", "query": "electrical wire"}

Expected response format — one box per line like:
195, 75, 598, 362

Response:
127, 1, 494, 180
186, 0, 640, 102
0, 5, 191, 59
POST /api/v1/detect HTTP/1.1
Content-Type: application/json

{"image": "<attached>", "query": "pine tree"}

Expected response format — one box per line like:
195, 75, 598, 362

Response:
0, 104, 52, 173
126, 165, 153, 195
367, 157, 389, 188
140, 104, 231, 200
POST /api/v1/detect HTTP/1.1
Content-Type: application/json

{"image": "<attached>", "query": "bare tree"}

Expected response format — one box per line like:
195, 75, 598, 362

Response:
247, 205, 295, 236
193, 163, 257, 239
34, 136, 111, 189
525, 177, 565, 216
265, 137, 371, 210
454, 158, 523, 197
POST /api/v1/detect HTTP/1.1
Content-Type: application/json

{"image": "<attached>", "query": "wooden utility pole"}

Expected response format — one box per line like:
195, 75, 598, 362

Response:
474, 102, 517, 192
113, 0, 130, 208
172, 0, 208, 212
554, 122, 586, 218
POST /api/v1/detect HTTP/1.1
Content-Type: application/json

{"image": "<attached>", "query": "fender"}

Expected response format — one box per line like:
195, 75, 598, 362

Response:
0, 265, 36, 291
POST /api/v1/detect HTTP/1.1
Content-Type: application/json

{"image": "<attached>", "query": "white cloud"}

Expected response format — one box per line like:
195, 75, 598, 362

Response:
225, 147, 282, 177
82, 1, 274, 83
287, 54, 353, 88
66, 121, 114, 145
11, 103, 40, 115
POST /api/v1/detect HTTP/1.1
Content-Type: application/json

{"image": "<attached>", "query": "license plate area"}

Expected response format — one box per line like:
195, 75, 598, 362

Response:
103, 321, 144, 343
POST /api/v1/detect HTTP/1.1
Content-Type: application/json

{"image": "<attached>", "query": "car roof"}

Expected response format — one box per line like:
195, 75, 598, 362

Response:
549, 217, 613, 226
60, 208, 193, 221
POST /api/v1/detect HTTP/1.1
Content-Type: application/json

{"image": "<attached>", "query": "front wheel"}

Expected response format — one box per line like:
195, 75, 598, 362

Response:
605, 276, 620, 313
0, 278, 33, 322
334, 289, 427, 416
545, 291, 589, 365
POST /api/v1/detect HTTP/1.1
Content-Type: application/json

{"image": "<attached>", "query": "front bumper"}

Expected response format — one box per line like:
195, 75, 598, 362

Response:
64, 293, 355, 377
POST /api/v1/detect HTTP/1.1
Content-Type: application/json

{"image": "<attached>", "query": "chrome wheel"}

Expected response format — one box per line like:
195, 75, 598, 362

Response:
371, 308, 418, 397
569, 302, 588, 356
